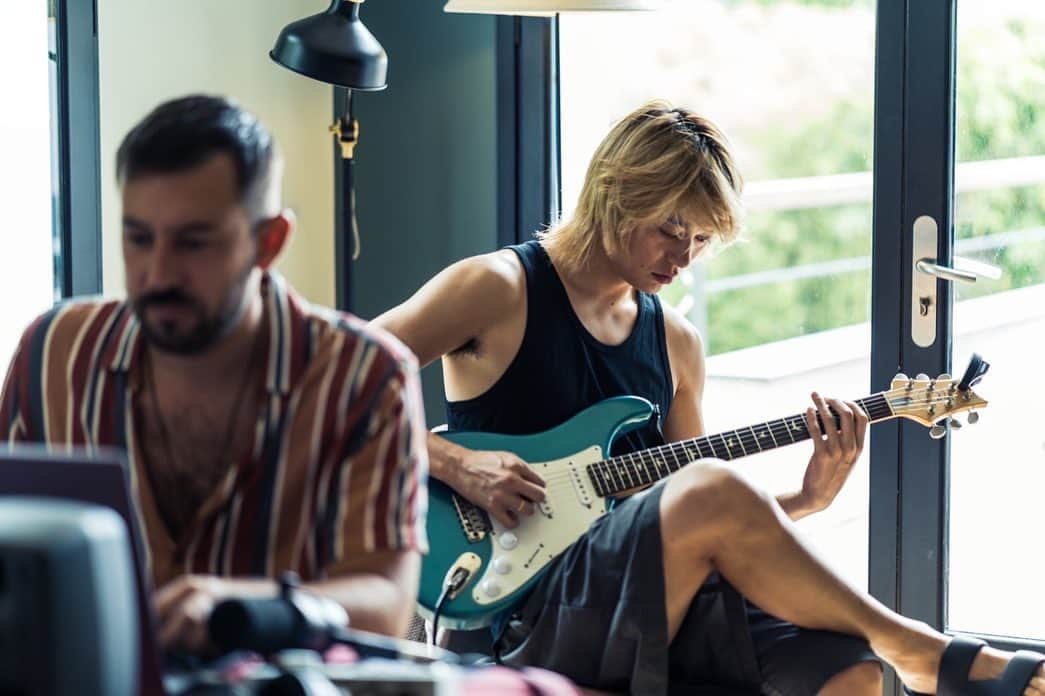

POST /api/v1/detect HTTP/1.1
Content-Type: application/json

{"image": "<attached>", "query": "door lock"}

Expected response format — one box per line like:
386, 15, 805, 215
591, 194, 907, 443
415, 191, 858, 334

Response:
910, 215, 1002, 347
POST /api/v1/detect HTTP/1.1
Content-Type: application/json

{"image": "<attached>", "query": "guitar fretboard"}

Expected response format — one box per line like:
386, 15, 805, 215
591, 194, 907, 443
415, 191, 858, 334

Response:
586, 393, 892, 498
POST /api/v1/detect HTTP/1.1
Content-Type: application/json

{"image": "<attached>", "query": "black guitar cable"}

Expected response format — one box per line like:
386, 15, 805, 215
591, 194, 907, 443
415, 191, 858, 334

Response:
431, 566, 471, 646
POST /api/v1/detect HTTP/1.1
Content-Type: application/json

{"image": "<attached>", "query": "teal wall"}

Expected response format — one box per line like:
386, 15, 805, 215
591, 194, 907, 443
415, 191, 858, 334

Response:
353, 1, 500, 424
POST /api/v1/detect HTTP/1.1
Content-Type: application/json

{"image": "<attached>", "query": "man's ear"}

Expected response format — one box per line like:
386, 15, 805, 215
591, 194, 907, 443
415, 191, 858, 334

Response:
255, 210, 295, 269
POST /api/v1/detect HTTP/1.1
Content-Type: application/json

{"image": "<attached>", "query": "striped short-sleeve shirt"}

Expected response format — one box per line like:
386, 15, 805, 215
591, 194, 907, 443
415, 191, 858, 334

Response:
0, 272, 428, 589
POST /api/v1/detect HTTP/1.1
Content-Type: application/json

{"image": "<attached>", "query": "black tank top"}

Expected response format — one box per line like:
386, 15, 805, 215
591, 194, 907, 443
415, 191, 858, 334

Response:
446, 240, 674, 455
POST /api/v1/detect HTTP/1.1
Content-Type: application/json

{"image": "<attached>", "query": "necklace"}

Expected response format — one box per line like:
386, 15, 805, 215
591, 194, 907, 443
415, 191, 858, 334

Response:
141, 326, 264, 539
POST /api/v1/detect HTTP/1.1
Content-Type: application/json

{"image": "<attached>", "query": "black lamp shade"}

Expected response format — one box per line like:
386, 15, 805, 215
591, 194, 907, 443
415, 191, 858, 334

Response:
270, 0, 388, 90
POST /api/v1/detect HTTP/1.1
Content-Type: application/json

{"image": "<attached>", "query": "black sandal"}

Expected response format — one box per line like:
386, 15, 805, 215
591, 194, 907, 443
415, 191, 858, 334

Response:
904, 635, 1044, 696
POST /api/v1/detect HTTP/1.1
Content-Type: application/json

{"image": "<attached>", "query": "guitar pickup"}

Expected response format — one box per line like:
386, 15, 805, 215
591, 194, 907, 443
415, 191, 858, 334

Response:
569, 465, 594, 508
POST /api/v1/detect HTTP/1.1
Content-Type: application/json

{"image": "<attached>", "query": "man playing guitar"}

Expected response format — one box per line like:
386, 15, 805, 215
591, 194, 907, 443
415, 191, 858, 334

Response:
375, 102, 1045, 696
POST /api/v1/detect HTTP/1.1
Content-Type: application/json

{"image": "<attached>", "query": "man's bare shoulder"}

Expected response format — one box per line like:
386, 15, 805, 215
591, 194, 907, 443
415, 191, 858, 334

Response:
370, 249, 527, 368
444, 249, 526, 308
659, 299, 707, 392
660, 299, 705, 358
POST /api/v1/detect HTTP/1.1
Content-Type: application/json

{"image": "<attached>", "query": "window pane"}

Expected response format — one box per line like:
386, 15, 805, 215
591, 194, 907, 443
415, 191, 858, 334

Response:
948, 0, 1045, 640
0, 2, 57, 370
560, 0, 876, 589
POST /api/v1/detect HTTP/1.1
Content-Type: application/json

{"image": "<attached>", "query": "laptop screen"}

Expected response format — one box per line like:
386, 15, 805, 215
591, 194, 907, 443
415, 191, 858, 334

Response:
0, 446, 166, 695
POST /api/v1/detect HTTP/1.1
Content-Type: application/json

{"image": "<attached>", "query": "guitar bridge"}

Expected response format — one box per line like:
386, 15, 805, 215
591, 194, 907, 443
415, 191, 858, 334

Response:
452, 494, 491, 543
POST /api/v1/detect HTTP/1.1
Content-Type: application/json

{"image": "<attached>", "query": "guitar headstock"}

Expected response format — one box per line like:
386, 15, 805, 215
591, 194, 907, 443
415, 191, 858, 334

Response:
886, 357, 989, 433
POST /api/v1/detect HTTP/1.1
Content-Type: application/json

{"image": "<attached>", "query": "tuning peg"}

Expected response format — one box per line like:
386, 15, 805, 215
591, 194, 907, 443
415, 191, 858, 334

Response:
967, 411, 979, 424
893, 372, 909, 382
930, 425, 947, 439
915, 373, 930, 381
948, 418, 963, 429
937, 373, 951, 381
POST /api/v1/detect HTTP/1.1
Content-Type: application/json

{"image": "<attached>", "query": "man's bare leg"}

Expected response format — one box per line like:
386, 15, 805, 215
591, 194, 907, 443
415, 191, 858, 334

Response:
819, 662, 882, 696
660, 462, 1045, 695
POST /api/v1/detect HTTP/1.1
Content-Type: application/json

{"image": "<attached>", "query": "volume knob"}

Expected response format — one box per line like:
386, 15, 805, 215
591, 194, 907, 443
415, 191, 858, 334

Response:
481, 580, 502, 597
493, 557, 512, 575
498, 532, 519, 550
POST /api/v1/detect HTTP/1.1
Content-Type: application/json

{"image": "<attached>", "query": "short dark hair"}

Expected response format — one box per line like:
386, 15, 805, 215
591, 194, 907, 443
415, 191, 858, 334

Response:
115, 94, 279, 219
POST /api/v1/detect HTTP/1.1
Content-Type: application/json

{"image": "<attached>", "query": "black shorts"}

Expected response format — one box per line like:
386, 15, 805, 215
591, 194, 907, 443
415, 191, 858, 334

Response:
496, 482, 880, 695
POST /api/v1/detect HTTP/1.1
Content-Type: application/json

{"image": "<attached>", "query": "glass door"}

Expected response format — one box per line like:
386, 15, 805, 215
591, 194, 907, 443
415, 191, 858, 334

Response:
558, 0, 878, 590
947, 0, 1045, 645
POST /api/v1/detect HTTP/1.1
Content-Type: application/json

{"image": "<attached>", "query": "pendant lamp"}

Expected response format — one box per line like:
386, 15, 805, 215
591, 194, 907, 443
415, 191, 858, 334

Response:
270, 0, 386, 311
444, 0, 662, 15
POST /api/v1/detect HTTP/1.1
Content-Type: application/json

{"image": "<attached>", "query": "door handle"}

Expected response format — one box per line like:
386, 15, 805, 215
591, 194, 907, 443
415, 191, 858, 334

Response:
915, 256, 1002, 283
910, 216, 1003, 348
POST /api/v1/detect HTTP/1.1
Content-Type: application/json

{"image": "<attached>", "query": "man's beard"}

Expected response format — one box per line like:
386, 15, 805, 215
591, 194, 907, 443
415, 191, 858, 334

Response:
132, 272, 253, 356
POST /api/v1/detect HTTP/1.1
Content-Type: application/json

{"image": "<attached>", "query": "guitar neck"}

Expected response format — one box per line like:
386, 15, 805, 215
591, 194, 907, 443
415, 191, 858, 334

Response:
587, 392, 894, 498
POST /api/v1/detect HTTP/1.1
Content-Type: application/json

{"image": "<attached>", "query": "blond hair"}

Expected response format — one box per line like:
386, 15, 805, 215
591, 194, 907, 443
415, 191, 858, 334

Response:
541, 100, 744, 274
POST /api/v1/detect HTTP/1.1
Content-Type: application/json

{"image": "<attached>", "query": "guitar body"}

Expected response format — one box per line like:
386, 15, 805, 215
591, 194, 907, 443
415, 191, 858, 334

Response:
416, 360, 992, 630
418, 396, 656, 630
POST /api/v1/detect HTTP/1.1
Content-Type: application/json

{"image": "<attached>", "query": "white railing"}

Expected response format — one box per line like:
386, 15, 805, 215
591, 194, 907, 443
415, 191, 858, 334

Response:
743, 155, 1045, 212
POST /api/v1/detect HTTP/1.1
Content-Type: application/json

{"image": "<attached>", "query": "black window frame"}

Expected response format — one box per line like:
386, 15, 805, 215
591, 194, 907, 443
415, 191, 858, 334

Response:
53, 0, 102, 298
497, 15, 560, 247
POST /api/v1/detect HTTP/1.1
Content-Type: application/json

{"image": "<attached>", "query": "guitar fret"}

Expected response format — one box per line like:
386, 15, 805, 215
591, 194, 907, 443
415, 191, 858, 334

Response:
589, 463, 607, 497
669, 445, 684, 472
748, 426, 763, 452
731, 430, 748, 456
766, 421, 779, 448
618, 457, 631, 489
653, 451, 669, 478
623, 454, 638, 488
715, 432, 730, 460
608, 459, 625, 492
638, 453, 653, 485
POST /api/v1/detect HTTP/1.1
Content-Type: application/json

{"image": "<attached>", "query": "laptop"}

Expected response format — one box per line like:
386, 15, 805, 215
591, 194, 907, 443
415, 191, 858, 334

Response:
0, 446, 167, 695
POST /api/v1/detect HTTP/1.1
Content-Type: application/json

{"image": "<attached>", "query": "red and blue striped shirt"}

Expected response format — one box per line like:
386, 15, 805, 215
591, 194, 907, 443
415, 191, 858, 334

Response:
0, 272, 428, 588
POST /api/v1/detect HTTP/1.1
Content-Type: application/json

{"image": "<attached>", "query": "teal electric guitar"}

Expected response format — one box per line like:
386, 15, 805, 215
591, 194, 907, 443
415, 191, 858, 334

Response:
418, 359, 989, 630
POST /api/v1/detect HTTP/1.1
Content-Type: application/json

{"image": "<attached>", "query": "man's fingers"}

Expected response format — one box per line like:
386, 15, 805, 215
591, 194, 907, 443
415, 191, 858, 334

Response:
804, 407, 822, 443
827, 397, 854, 443
491, 506, 518, 529
154, 577, 194, 621
513, 478, 547, 503
502, 454, 545, 487
848, 400, 869, 451
159, 603, 192, 650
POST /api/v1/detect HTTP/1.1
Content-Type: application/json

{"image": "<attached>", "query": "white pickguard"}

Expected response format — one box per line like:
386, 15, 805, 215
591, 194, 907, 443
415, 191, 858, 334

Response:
471, 445, 609, 606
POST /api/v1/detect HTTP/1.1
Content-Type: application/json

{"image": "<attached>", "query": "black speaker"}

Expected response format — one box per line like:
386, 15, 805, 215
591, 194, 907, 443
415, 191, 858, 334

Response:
0, 497, 138, 696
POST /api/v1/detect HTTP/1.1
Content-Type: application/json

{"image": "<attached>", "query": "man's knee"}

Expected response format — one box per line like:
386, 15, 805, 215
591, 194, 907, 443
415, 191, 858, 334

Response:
662, 460, 774, 532
818, 660, 883, 696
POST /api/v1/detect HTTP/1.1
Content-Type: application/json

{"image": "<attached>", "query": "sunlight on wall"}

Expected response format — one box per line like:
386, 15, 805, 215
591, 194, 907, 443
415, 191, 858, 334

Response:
0, 5, 55, 372
97, 0, 335, 307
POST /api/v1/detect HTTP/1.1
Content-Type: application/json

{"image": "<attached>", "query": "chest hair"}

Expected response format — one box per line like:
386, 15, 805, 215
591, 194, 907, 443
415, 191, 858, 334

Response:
137, 392, 255, 539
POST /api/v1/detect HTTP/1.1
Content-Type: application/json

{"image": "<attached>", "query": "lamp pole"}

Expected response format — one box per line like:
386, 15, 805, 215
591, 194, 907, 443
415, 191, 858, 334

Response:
332, 87, 359, 311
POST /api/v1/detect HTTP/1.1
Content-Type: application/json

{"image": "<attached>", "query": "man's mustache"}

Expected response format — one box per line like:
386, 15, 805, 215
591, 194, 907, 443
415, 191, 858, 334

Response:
135, 290, 198, 310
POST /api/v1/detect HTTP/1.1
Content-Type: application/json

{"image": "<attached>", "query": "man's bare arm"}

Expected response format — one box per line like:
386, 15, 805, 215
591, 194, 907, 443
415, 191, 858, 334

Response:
373, 253, 545, 528
154, 550, 420, 653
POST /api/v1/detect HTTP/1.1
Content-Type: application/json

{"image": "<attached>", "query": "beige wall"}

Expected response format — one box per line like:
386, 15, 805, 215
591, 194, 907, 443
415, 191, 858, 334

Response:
98, 0, 335, 306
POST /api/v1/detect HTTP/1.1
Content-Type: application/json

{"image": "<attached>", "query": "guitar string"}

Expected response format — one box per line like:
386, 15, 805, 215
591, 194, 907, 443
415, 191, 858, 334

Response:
530, 393, 968, 492
504, 386, 974, 491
